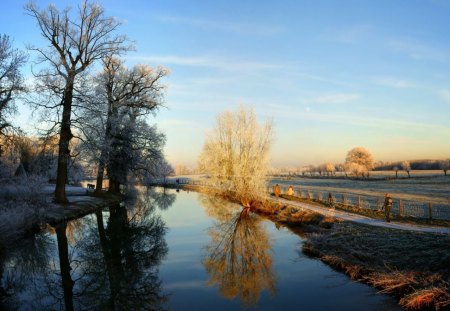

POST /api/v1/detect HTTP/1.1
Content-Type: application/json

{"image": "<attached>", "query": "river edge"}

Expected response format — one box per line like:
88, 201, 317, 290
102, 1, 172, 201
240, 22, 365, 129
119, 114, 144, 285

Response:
0, 188, 123, 250
2, 184, 449, 309
178, 184, 450, 310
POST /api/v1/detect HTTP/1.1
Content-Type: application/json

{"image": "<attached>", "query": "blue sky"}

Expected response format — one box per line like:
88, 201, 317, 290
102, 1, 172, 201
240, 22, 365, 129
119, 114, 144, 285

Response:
2, 0, 450, 167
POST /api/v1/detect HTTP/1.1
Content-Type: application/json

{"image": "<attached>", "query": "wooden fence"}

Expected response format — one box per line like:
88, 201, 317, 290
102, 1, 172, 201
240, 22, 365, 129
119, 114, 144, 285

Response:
161, 178, 449, 220
269, 185, 450, 220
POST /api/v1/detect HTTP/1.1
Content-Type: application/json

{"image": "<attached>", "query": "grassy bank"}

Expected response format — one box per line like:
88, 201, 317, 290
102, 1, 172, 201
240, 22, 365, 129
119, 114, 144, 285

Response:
299, 221, 450, 310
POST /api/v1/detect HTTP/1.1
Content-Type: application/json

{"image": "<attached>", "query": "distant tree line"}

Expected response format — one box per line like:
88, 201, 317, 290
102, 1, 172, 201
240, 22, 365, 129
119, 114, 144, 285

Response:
374, 159, 447, 171
285, 147, 450, 178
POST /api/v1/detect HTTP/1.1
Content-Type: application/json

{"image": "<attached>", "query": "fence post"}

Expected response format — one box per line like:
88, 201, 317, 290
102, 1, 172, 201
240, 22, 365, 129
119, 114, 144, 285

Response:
342, 193, 346, 208
399, 199, 403, 217
428, 202, 433, 221
357, 195, 361, 209
317, 191, 322, 202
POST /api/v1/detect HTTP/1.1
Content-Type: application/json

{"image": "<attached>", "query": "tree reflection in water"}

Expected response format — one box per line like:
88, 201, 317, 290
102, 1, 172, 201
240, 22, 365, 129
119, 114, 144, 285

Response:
146, 186, 177, 210
0, 188, 170, 310
201, 195, 276, 307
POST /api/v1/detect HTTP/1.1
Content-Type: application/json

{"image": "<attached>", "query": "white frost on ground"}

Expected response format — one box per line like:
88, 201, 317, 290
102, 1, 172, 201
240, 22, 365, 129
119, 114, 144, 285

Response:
273, 197, 450, 234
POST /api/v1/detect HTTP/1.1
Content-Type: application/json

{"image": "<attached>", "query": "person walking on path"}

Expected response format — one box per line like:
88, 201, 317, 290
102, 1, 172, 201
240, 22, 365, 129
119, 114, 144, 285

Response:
328, 192, 334, 208
274, 184, 281, 197
287, 186, 294, 196
382, 193, 393, 222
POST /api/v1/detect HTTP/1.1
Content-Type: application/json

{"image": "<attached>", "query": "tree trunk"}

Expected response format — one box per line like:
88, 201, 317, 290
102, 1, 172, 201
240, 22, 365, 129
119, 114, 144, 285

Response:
96, 89, 115, 194
109, 179, 121, 194
54, 75, 75, 204
95, 159, 105, 194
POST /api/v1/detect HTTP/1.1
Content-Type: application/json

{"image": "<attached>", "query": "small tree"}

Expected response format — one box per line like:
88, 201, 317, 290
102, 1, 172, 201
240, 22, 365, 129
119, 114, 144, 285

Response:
439, 159, 450, 176
345, 147, 374, 176
393, 166, 399, 178
324, 162, 335, 176
401, 160, 411, 178
199, 106, 273, 209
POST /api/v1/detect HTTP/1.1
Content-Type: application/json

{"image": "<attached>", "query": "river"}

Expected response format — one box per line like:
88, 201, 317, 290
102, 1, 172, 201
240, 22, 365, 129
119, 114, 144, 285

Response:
0, 187, 401, 310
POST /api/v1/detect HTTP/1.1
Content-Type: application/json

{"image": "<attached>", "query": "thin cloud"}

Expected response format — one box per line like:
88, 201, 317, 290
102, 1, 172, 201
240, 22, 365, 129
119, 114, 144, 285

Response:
271, 108, 450, 135
154, 15, 284, 36
374, 77, 415, 88
313, 93, 360, 104
131, 54, 280, 72
389, 39, 448, 61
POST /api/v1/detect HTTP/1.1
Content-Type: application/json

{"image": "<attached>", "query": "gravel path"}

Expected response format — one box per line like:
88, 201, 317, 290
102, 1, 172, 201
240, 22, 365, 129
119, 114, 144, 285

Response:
274, 197, 450, 234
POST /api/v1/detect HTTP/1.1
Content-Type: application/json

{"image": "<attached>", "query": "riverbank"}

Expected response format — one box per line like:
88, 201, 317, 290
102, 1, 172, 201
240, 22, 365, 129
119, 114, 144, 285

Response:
0, 183, 122, 250
178, 184, 450, 310
300, 222, 450, 310
44, 190, 123, 224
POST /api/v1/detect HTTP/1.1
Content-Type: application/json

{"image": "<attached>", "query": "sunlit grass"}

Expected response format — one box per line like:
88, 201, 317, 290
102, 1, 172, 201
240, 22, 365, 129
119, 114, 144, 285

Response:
301, 221, 450, 310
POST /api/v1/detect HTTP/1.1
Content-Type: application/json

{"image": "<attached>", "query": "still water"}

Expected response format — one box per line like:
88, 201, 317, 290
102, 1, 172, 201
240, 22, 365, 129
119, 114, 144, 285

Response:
0, 188, 401, 310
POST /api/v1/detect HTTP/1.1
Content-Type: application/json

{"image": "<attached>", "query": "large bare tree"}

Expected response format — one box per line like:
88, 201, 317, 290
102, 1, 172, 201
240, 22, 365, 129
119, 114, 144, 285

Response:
25, 1, 128, 203
76, 56, 168, 194
0, 34, 27, 137
92, 57, 168, 194
199, 106, 273, 209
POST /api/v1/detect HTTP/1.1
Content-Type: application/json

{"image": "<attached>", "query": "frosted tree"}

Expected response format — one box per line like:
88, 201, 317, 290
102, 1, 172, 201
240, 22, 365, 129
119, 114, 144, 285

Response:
439, 159, 450, 176
345, 147, 374, 176
0, 34, 27, 136
199, 106, 273, 209
90, 57, 168, 193
324, 162, 335, 176
26, 0, 128, 203
401, 160, 411, 178
344, 162, 366, 177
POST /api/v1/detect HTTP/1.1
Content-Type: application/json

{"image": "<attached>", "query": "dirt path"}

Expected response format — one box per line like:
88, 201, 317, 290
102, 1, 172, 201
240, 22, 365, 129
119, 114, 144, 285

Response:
274, 197, 450, 234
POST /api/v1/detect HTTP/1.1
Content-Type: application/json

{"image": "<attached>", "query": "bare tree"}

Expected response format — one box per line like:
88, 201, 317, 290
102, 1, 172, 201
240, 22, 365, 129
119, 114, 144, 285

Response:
89, 56, 168, 193
345, 147, 374, 176
199, 106, 273, 209
401, 160, 411, 178
439, 159, 450, 176
0, 34, 27, 137
25, 1, 128, 203
393, 166, 399, 178
75, 56, 168, 194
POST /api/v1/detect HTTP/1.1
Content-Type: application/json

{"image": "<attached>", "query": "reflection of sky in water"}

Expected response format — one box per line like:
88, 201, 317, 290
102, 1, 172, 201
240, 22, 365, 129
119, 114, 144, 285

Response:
0, 187, 401, 310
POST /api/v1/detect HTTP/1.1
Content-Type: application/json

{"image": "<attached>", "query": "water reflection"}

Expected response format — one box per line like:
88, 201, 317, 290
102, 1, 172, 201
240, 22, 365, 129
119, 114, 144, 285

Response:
146, 187, 177, 210
201, 195, 275, 307
0, 188, 169, 310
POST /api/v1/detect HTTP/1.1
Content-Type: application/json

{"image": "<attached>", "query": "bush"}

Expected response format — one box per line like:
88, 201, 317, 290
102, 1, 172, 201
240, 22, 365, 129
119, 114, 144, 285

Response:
0, 176, 47, 247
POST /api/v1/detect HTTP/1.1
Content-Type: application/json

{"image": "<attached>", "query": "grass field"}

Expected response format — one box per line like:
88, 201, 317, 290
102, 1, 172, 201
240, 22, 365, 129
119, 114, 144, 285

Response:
269, 172, 450, 220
